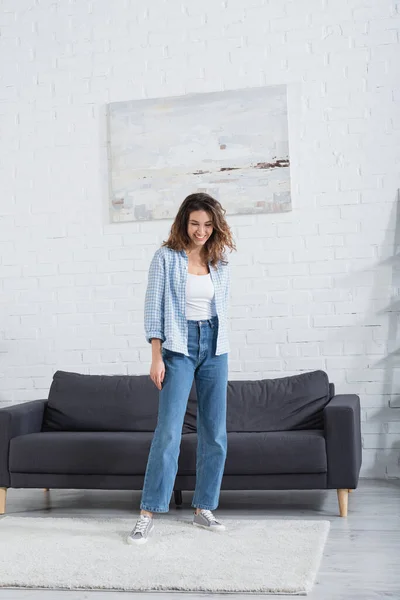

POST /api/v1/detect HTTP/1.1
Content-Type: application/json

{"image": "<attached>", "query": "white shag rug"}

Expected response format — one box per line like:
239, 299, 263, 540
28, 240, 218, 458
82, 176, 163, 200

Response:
0, 516, 330, 595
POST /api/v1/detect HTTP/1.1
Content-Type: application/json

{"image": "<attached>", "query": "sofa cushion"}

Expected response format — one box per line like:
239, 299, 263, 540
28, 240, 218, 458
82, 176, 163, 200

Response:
42, 370, 197, 433
229, 370, 330, 431
10, 429, 327, 476
183, 370, 330, 433
9, 432, 154, 475
42, 371, 159, 432
180, 430, 327, 474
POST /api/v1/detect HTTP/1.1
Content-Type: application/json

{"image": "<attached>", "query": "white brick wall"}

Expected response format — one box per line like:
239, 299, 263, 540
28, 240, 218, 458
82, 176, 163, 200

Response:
1, 0, 400, 479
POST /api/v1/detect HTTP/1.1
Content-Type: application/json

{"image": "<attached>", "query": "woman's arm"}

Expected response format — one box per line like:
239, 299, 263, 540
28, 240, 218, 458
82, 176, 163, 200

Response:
144, 250, 166, 390
150, 338, 164, 390
151, 338, 163, 360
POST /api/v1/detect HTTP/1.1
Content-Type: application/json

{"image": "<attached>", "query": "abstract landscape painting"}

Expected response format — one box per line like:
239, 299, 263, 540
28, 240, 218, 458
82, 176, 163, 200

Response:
107, 85, 291, 222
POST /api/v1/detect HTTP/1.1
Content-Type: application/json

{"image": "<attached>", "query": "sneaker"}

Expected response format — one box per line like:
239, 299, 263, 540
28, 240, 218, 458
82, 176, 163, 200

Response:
193, 509, 226, 531
127, 514, 154, 545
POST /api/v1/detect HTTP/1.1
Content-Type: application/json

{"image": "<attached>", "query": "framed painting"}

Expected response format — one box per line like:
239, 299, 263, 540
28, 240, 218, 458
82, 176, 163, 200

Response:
107, 85, 291, 222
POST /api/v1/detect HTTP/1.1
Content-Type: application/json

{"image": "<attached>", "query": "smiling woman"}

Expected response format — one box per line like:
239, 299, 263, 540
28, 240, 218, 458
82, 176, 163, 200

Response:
163, 192, 236, 268
187, 211, 214, 251
127, 192, 236, 545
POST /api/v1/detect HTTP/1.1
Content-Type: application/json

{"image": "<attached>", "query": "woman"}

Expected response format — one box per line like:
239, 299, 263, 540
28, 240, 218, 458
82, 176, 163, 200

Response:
127, 192, 236, 545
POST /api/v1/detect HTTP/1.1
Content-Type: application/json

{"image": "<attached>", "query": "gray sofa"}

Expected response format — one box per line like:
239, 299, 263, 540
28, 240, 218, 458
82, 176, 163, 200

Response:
0, 369, 362, 517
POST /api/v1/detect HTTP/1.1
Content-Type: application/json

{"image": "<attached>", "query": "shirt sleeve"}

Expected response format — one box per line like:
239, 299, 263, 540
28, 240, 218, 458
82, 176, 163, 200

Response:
224, 261, 231, 312
144, 249, 166, 343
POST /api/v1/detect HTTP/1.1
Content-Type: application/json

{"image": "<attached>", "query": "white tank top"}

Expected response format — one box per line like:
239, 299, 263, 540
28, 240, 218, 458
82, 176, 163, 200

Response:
185, 273, 217, 320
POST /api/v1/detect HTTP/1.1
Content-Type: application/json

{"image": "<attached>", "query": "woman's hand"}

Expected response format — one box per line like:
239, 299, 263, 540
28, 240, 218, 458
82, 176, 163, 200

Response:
150, 358, 165, 390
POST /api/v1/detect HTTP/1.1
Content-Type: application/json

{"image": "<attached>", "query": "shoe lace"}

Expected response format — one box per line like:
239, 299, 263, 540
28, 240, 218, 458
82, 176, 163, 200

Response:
134, 515, 151, 534
200, 509, 217, 522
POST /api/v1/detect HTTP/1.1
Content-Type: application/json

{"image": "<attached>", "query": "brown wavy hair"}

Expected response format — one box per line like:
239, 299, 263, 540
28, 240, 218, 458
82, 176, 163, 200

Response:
163, 193, 236, 267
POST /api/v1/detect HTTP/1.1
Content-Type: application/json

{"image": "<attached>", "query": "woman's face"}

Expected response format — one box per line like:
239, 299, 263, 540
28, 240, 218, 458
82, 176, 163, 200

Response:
187, 210, 214, 249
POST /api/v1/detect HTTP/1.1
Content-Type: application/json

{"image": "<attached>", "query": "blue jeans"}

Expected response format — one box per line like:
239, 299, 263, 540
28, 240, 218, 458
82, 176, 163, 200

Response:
140, 316, 228, 513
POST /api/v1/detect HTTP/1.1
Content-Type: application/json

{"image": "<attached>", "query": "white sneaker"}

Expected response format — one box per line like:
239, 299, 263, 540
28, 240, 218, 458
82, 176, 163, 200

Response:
127, 514, 154, 545
193, 509, 226, 531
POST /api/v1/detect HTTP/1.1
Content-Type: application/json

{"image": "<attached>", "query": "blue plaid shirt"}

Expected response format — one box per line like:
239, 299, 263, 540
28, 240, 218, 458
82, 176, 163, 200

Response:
145, 246, 230, 356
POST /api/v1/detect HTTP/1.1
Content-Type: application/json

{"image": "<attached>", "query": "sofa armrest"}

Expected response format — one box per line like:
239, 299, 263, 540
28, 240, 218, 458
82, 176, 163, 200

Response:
324, 394, 362, 489
0, 400, 47, 487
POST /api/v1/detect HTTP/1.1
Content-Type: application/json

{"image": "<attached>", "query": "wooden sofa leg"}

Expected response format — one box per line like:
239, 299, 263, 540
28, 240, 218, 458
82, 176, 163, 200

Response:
337, 489, 348, 517
0, 488, 7, 515
348, 489, 353, 493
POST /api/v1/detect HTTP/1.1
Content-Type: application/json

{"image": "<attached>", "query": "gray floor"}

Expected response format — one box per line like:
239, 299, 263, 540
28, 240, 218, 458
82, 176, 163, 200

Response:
0, 480, 399, 599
